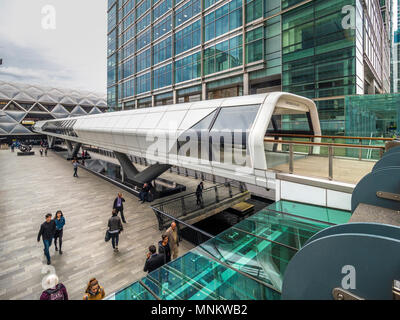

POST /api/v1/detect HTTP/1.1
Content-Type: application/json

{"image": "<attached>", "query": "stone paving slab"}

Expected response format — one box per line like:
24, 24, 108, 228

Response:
0, 147, 201, 300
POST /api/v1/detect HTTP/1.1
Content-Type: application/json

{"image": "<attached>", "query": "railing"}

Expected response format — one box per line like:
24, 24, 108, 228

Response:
264, 138, 386, 181
151, 181, 246, 230
266, 133, 394, 141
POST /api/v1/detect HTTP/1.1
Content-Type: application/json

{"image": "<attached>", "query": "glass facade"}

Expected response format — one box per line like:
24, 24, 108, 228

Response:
108, 200, 351, 300
107, 0, 390, 132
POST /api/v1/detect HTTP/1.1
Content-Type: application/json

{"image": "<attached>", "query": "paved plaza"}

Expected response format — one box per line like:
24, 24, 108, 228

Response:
0, 148, 197, 300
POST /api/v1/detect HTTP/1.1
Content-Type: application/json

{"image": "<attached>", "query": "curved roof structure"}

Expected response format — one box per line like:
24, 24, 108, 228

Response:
34, 93, 321, 187
0, 80, 107, 135
0, 81, 106, 104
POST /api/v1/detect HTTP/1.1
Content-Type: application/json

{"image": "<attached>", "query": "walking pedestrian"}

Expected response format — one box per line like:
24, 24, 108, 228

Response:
107, 209, 123, 252
54, 210, 65, 255
39, 148, 43, 157
113, 192, 126, 223
37, 213, 56, 265
40, 274, 69, 300
165, 222, 179, 260
196, 181, 204, 206
45, 147, 48, 157
158, 234, 171, 264
73, 160, 78, 178
143, 245, 164, 273
83, 278, 105, 300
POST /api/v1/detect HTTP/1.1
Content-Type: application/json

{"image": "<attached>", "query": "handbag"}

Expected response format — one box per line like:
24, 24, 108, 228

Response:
105, 230, 111, 242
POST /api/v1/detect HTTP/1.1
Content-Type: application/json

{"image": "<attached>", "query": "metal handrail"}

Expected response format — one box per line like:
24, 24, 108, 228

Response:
266, 133, 394, 141
264, 138, 385, 150
264, 138, 384, 181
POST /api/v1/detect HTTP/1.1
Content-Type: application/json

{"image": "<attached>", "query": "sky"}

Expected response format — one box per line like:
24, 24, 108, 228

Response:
0, 0, 107, 94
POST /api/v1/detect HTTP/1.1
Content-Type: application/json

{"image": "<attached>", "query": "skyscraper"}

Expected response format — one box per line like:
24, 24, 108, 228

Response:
108, 0, 391, 134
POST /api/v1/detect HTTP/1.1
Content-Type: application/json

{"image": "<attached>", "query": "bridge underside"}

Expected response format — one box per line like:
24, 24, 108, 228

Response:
114, 151, 171, 186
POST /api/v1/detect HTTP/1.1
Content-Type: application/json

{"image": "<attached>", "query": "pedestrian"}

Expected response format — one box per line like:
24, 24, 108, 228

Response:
113, 192, 126, 223
196, 181, 204, 206
165, 222, 179, 260
40, 274, 69, 300
158, 234, 171, 264
107, 209, 123, 252
37, 213, 56, 265
45, 147, 48, 157
73, 160, 78, 177
54, 210, 65, 255
139, 183, 150, 203
83, 278, 105, 300
143, 245, 164, 273
39, 148, 43, 157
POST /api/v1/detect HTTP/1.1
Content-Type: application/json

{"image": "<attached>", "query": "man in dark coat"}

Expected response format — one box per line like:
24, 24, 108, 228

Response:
37, 213, 57, 265
113, 192, 126, 223
143, 245, 164, 273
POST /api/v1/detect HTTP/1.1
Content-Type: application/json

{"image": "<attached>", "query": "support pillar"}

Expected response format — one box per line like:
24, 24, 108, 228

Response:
47, 136, 55, 149
202, 82, 207, 101
243, 72, 249, 96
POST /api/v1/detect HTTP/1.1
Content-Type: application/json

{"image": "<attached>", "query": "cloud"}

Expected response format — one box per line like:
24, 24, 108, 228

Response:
0, 0, 107, 93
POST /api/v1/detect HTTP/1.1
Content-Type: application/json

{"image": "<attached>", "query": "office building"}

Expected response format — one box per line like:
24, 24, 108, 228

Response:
107, 0, 391, 134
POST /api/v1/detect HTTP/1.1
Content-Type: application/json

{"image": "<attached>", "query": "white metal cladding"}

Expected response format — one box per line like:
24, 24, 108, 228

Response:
34, 93, 321, 186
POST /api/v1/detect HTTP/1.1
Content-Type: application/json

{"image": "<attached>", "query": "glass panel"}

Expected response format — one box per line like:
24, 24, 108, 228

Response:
142, 251, 281, 300
199, 228, 295, 292
211, 105, 259, 131
234, 209, 330, 249
267, 200, 352, 225
115, 281, 156, 300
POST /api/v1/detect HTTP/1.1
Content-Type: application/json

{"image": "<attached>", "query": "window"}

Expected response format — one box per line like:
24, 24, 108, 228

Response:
136, 29, 151, 50
153, 15, 172, 40
211, 105, 260, 132
121, 56, 135, 79
136, 72, 151, 94
246, 27, 263, 63
136, 0, 150, 19
175, 0, 201, 27
175, 52, 201, 83
204, 35, 242, 75
175, 19, 201, 55
154, 0, 172, 20
137, 12, 150, 33
246, 0, 262, 23
204, 0, 242, 42
153, 64, 172, 89
153, 36, 172, 65
108, 29, 117, 56
122, 78, 135, 98
107, 54, 117, 85
136, 48, 151, 72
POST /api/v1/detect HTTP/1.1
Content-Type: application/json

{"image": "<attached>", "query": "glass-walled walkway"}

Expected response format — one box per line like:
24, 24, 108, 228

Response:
107, 200, 351, 300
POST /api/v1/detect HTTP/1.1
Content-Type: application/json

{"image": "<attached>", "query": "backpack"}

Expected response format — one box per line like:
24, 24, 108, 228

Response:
46, 284, 65, 300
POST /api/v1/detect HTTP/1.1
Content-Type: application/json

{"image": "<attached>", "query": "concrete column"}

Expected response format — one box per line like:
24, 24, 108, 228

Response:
47, 136, 55, 148
243, 72, 249, 96
202, 82, 207, 101
65, 140, 73, 154
173, 89, 178, 104
152, 95, 155, 107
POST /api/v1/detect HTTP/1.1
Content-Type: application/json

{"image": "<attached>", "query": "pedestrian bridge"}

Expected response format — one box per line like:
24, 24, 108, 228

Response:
32, 93, 393, 211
